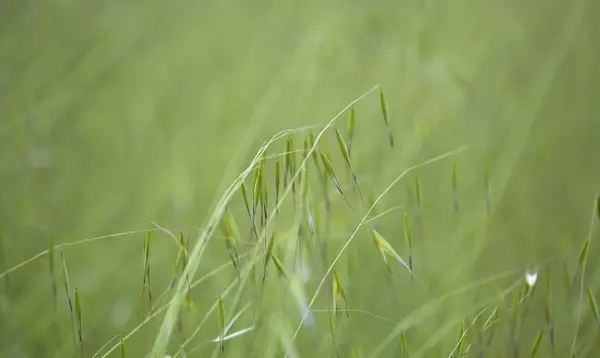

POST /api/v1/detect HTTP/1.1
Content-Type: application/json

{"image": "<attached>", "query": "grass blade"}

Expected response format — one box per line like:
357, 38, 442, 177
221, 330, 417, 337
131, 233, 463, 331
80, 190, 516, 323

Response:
60, 252, 76, 354
220, 210, 240, 278
320, 152, 343, 195
456, 319, 466, 357
241, 182, 251, 220
530, 329, 544, 358
120, 340, 127, 358
284, 133, 296, 192
74, 287, 84, 357
400, 331, 409, 358
597, 193, 600, 223
574, 235, 591, 284
261, 150, 269, 226
379, 88, 394, 148
272, 255, 289, 281
403, 213, 412, 272
328, 314, 340, 358
307, 131, 323, 178
587, 286, 600, 328
334, 126, 364, 205
346, 105, 355, 158
483, 155, 491, 215
263, 232, 276, 283
218, 296, 225, 352
142, 231, 152, 313
275, 156, 281, 213
332, 270, 349, 318
49, 237, 57, 313
544, 272, 554, 350
252, 164, 262, 233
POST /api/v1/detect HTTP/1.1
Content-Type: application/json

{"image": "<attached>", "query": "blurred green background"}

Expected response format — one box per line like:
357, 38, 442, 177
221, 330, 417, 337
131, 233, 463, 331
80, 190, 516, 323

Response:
1, 0, 600, 357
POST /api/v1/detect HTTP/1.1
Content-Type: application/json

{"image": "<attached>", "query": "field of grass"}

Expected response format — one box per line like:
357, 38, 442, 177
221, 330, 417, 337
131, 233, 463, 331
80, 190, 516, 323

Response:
2, 1, 600, 357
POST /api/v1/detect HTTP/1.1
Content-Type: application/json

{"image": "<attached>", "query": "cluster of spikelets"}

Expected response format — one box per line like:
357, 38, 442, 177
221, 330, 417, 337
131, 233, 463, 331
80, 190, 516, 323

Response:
2, 86, 600, 358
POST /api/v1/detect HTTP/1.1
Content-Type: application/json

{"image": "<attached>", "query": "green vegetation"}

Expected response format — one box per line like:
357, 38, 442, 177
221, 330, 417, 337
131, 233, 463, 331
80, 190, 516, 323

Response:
1, 1, 600, 357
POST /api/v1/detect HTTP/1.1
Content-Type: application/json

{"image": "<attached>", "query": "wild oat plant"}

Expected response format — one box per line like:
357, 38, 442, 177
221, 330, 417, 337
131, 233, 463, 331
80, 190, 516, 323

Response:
2, 87, 600, 358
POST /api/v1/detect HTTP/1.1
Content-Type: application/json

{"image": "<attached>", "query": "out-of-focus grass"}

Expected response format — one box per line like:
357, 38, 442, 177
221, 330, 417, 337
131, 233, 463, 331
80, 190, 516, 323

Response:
1, 0, 600, 357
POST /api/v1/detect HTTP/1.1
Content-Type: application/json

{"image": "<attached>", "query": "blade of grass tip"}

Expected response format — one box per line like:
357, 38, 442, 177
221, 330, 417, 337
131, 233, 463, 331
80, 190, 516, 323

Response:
328, 314, 340, 358
223, 209, 241, 278
182, 234, 192, 292
60, 252, 76, 354
596, 193, 600, 223
307, 130, 323, 179
275, 156, 281, 213
346, 105, 355, 158
287, 134, 297, 194
143, 231, 152, 313
587, 286, 600, 329
335, 126, 365, 205
320, 152, 356, 212
456, 319, 466, 357
544, 272, 554, 350
241, 182, 258, 240
261, 151, 269, 226
530, 329, 544, 358
400, 331, 408, 358
571, 232, 592, 357
379, 88, 394, 148
452, 159, 458, 213
574, 235, 591, 285
263, 233, 276, 283
49, 237, 57, 313
221, 225, 239, 279
252, 164, 262, 232
169, 232, 187, 290
483, 155, 491, 215
241, 182, 252, 220
414, 172, 422, 216
74, 287, 84, 357
403, 213, 413, 274
284, 133, 293, 188
218, 296, 225, 352
319, 133, 333, 212
259, 232, 277, 313
484, 307, 499, 350
120, 340, 127, 358
333, 270, 349, 318
301, 139, 311, 205
225, 209, 241, 247
272, 255, 289, 281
